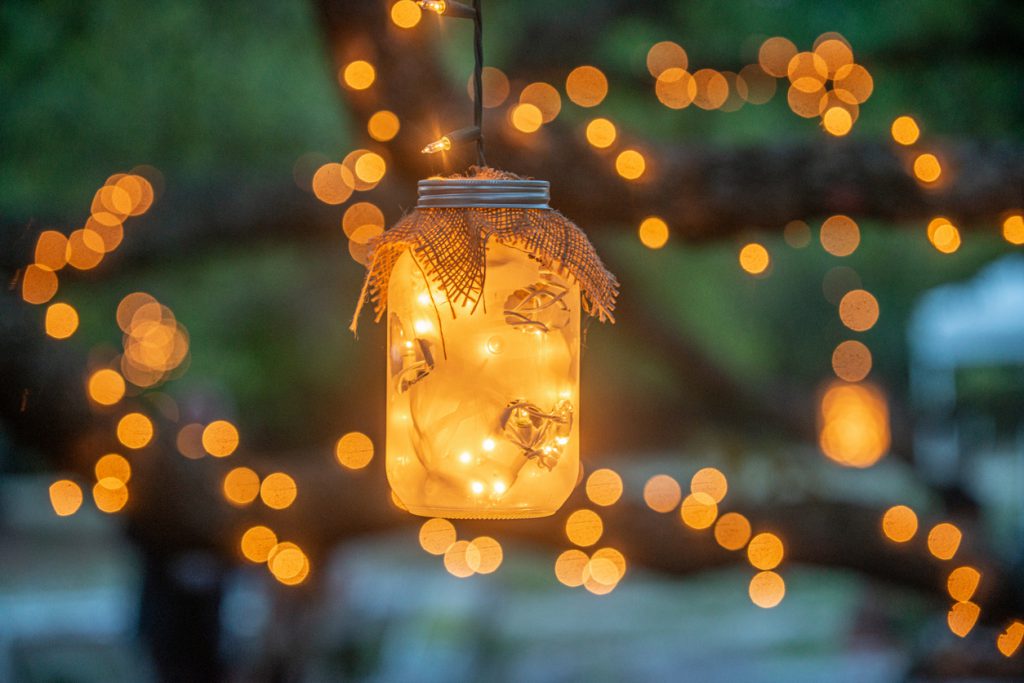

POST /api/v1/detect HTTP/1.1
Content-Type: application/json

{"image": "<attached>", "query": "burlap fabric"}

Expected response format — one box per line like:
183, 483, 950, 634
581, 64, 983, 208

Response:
351, 167, 618, 332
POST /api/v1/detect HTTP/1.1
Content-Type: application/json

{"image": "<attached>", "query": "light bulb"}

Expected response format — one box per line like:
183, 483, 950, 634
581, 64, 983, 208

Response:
421, 136, 451, 154
417, 0, 446, 13
481, 438, 495, 452
470, 480, 485, 495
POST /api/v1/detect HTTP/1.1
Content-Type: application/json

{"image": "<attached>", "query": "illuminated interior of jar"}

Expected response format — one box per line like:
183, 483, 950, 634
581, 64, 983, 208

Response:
386, 240, 580, 518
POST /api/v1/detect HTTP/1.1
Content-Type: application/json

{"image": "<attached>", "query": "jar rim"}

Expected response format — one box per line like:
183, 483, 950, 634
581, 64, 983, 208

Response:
417, 177, 550, 209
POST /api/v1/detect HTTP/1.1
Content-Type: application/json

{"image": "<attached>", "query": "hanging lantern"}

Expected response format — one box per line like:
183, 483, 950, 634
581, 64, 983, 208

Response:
352, 168, 617, 518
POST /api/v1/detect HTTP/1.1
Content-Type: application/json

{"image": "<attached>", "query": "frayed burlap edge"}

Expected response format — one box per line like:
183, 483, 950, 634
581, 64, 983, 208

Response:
351, 168, 618, 333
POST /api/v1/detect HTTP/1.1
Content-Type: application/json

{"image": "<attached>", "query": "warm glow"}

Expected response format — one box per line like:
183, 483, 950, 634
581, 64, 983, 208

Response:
241, 525, 278, 563
643, 474, 682, 513
758, 37, 797, 78
93, 477, 129, 513
565, 509, 603, 547
390, 0, 422, 28
646, 40, 688, 77
21, 264, 58, 305
927, 522, 962, 560
615, 150, 646, 180
202, 420, 239, 457
638, 217, 669, 249
565, 66, 608, 107
268, 543, 309, 585
881, 504, 918, 543
260, 472, 297, 510
749, 571, 786, 608
913, 153, 942, 183
95, 453, 131, 484
1002, 214, 1024, 245
738, 243, 770, 275
342, 60, 376, 90
891, 116, 920, 145
929, 220, 961, 254
555, 549, 590, 587
585, 468, 623, 507
367, 110, 401, 142
680, 492, 718, 529
49, 479, 83, 517
833, 63, 873, 104
117, 412, 153, 449
692, 69, 728, 110
519, 82, 561, 123
223, 467, 261, 506
814, 39, 853, 77
787, 52, 827, 93
386, 237, 580, 518
45, 302, 79, 339
419, 518, 457, 555
819, 381, 890, 467
947, 566, 981, 603
690, 467, 728, 503
747, 532, 784, 570
65, 229, 104, 270
714, 512, 752, 550
34, 231, 68, 270
947, 601, 980, 638
511, 103, 543, 133
421, 136, 451, 154
88, 369, 126, 405
335, 431, 374, 469
585, 118, 617, 148
838, 289, 879, 331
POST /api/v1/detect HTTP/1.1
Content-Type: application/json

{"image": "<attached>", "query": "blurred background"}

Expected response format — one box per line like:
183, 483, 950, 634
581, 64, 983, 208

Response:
2, 0, 1023, 681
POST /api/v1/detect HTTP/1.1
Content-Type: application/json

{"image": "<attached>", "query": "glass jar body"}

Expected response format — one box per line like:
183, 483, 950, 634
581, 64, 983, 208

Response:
385, 242, 580, 518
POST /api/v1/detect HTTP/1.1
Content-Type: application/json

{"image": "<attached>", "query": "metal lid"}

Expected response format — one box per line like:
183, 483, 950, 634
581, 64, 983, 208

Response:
416, 178, 550, 209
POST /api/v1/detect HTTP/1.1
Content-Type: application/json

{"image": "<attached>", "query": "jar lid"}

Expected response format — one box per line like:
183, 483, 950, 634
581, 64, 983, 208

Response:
416, 178, 550, 209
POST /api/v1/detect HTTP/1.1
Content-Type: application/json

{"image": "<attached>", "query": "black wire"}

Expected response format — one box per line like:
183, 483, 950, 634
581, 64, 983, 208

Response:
473, 0, 486, 167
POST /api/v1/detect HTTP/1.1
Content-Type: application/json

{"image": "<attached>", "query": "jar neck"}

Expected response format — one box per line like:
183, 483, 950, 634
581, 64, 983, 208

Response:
416, 178, 550, 209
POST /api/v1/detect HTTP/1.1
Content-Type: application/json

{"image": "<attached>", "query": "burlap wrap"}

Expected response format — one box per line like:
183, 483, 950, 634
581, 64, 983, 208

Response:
351, 167, 618, 332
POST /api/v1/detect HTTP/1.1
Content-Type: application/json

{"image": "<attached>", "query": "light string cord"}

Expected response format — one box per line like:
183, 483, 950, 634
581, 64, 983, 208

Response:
473, 0, 486, 166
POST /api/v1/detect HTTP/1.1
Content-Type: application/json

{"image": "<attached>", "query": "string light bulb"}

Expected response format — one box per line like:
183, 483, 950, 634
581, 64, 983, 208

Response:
417, 0, 476, 18
420, 126, 481, 155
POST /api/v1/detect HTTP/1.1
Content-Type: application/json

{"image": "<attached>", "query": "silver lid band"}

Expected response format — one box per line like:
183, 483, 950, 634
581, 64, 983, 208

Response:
416, 178, 550, 209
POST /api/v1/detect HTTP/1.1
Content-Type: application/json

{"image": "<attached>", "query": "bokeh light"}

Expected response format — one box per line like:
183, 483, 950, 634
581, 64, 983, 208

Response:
655, 68, 697, 109
341, 60, 376, 90
881, 505, 918, 542
585, 118, 617, 148
758, 37, 797, 78
838, 289, 879, 332
739, 243, 770, 275
49, 479, 83, 517
34, 231, 68, 270
554, 549, 589, 587
260, 472, 297, 510
223, 467, 261, 506
831, 340, 872, 382
312, 162, 354, 205
467, 536, 503, 574
519, 82, 561, 122
565, 66, 608, 107
390, 0, 421, 28
927, 522, 962, 560
241, 525, 278, 563
646, 41, 688, 77
643, 474, 682, 513
419, 518, 457, 555
22, 264, 58, 305
714, 512, 752, 550
335, 431, 374, 469
913, 153, 942, 183
690, 467, 728, 503
117, 412, 153, 449
747, 532, 784, 570
947, 566, 981, 603
638, 217, 669, 249
95, 453, 131, 484
998, 621, 1024, 657
565, 509, 603, 547
891, 116, 920, 145
93, 477, 129, 513
367, 110, 400, 142
749, 570, 786, 608
585, 468, 623, 507
819, 382, 890, 467
680, 492, 718, 529
1002, 214, 1024, 245
947, 601, 980, 638
467, 66, 510, 109
784, 220, 811, 248
45, 302, 79, 339
87, 368, 126, 405
615, 150, 646, 180
202, 420, 239, 457
510, 103, 543, 133
443, 540, 476, 578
